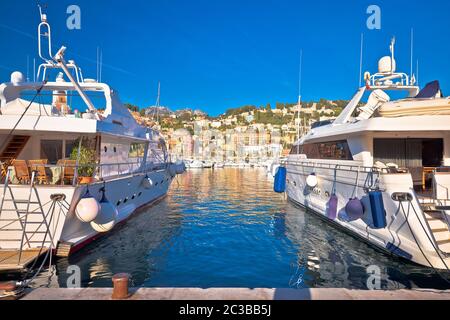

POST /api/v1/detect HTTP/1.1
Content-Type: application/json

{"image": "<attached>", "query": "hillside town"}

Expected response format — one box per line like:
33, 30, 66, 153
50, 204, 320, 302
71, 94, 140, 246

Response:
128, 100, 347, 165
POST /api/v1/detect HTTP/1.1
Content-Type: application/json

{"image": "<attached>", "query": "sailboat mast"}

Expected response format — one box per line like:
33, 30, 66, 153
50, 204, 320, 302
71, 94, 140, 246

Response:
295, 50, 303, 154
297, 50, 303, 142
156, 81, 161, 123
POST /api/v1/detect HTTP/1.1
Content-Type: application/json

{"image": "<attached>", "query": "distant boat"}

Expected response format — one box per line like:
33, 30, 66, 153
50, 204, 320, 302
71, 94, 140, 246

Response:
202, 161, 213, 169
187, 160, 204, 169
214, 162, 225, 168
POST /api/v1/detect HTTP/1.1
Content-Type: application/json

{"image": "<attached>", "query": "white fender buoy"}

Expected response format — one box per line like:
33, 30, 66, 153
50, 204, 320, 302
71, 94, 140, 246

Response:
90, 189, 118, 233
306, 173, 318, 188
75, 191, 100, 223
142, 176, 153, 189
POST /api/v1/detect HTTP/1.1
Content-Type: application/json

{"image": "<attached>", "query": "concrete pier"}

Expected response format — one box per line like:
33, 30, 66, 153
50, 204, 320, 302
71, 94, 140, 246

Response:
21, 287, 450, 300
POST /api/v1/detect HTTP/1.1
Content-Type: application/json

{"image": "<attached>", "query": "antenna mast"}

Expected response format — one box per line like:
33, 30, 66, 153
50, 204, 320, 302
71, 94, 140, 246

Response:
416, 59, 420, 87
35, 5, 98, 118
96, 47, 99, 82
390, 37, 396, 72
99, 49, 103, 83
37, 4, 53, 64
359, 33, 364, 87
410, 28, 414, 84
297, 50, 303, 140
156, 81, 161, 123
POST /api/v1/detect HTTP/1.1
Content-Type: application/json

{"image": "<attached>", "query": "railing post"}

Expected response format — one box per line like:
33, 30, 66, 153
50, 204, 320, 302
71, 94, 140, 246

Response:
0, 169, 11, 220
18, 171, 36, 264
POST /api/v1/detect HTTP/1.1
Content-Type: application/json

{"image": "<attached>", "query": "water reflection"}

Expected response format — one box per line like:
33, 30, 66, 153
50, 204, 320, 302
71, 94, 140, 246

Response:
7, 168, 450, 289
284, 202, 450, 290
53, 199, 183, 288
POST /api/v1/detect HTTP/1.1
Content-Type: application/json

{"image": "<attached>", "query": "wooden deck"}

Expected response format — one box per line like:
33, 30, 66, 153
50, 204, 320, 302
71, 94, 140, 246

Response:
0, 248, 48, 272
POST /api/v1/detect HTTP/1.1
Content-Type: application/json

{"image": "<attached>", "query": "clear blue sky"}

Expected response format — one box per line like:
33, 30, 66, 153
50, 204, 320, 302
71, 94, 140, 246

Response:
1, 0, 449, 116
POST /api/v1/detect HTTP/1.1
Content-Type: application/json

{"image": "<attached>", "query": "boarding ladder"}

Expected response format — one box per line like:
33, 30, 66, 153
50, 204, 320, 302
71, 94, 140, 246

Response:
0, 170, 54, 271
420, 203, 450, 255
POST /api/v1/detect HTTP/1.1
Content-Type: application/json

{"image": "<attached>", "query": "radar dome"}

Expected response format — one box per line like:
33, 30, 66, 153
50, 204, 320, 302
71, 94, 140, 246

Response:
378, 56, 396, 74
10, 71, 24, 85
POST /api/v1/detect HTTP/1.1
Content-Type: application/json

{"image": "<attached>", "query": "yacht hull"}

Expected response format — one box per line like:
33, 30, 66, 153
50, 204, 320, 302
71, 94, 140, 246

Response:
0, 168, 173, 258
285, 161, 450, 270
58, 169, 173, 256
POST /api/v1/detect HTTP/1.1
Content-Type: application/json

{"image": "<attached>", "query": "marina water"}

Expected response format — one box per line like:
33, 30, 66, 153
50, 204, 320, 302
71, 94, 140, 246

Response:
19, 169, 450, 289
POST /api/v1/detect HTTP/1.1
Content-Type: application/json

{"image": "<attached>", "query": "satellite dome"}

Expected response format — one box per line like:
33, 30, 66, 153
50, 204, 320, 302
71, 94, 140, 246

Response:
10, 71, 24, 85
378, 56, 396, 74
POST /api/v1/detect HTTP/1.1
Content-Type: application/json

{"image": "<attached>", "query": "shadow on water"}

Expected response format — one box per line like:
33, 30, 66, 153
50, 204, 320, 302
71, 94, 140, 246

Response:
5, 168, 450, 289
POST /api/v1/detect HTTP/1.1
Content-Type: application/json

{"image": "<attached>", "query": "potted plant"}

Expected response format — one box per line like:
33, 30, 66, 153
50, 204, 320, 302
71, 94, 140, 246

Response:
70, 145, 96, 184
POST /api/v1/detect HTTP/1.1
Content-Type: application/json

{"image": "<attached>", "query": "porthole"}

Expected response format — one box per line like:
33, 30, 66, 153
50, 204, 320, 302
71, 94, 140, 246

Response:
138, 192, 142, 197
104, 146, 108, 153
116, 200, 121, 206
124, 198, 128, 203
131, 194, 136, 200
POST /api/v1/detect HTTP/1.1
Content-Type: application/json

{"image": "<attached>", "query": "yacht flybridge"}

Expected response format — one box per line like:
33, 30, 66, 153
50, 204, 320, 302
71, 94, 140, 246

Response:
279, 38, 450, 270
0, 9, 184, 271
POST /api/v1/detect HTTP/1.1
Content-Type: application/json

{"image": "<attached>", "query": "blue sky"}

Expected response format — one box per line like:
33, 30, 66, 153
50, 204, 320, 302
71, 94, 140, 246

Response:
1, 0, 449, 116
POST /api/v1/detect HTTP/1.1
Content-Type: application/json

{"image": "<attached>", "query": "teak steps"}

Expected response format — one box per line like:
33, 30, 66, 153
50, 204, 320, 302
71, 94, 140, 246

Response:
0, 135, 30, 177
0, 248, 48, 272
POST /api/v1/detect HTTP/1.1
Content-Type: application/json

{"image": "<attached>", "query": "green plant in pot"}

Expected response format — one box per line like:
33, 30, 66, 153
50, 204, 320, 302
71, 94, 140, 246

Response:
70, 145, 96, 183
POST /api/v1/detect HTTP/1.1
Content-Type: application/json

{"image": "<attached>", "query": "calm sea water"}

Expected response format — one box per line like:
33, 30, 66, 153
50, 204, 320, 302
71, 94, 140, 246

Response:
24, 169, 450, 289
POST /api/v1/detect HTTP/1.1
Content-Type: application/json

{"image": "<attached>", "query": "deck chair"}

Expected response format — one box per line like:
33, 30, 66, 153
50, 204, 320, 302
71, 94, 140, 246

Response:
27, 160, 49, 184
11, 160, 30, 184
57, 159, 76, 185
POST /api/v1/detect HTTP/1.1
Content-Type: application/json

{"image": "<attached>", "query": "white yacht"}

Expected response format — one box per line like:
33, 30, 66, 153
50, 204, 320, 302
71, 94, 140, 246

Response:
0, 10, 183, 270
282, 39, 450, 270
213, 162, 225, 169
186, 160, 204, 169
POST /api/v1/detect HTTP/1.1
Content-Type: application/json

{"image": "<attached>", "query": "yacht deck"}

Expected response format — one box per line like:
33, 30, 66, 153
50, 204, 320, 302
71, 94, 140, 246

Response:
0, 248, 48, 272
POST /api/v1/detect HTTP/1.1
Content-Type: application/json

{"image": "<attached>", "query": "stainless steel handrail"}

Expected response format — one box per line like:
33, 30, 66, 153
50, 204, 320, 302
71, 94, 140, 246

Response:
8, 161, 169, 186
282, 159, 401, 174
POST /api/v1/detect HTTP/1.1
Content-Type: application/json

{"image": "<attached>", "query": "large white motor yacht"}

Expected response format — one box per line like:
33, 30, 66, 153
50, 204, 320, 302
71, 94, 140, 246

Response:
0, 9, 183, 268
283, 39, 450, 270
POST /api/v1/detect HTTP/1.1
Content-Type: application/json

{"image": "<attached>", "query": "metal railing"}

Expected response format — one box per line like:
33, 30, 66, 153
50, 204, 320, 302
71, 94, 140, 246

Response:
0, 170, 63, 266
5, 160, 169, 187
282, 159, 408, 175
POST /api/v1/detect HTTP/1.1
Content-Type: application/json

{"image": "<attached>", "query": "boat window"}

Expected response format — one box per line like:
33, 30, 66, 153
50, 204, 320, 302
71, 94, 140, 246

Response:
65, 140, 77, 158
374, 138, 444, 189
129, 143, 146, 158
290, 145, 301, 155
292, 140, 352, 160
18, 87, 107, 116
41, 140, 63, 164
